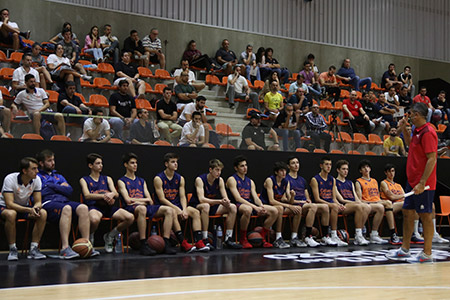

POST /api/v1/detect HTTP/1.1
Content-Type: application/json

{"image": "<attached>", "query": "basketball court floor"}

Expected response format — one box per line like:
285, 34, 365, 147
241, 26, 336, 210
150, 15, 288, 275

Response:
1, 243, 450, 299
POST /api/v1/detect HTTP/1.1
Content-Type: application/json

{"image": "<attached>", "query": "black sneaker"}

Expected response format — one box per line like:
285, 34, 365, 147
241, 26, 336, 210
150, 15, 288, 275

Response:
224, 239, 243, 249
164, 239, 177, 255
140, 243, 157, 256
203, 239, 215, 251
390, 233, 402, 245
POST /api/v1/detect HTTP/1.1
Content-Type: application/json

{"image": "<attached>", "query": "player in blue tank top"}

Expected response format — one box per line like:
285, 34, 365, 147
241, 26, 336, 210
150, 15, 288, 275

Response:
154, 153, 209, 252
226, 155, 278, 249
117, 153, 178, 256
334, 159, 370, 245
80, 153, 134, 254
310, 157, 346, 246
190, 159, 242, 249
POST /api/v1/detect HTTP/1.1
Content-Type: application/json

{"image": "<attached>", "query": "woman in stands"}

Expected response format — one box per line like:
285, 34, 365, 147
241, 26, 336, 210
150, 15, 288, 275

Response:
49, 22, 80, 45
47, 44, 91, 85
256, 47, 271, 81
83, 26, 103, 63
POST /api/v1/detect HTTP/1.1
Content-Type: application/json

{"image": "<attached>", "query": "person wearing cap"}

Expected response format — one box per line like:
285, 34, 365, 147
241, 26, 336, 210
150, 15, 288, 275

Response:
240, 113, 280, 151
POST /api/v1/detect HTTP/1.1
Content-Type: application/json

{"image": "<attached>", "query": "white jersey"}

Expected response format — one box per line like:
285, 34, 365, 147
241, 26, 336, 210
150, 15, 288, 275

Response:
0, 172, 42, 207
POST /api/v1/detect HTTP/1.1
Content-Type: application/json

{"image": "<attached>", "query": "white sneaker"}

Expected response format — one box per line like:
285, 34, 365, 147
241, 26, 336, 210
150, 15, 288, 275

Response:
354, 234, 369, 246
433, 233, 449, 243
321, 236, 337, 246
332, 236, 348, 246
370, 232, 388, 244
81, 74, 92, 81
305, 236, 320, 247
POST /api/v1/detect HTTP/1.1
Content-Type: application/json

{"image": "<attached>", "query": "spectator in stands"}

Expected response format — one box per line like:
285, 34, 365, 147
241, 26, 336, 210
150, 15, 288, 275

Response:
29, 43, 53, 90
142, 28, 166, 69
57, 81, 91, 120
385, 86, 400, 110
113, 51, 146, 99
239, 44, 260, 82
178, 96, 210, 143
288, 73, 308, 97
179, 111, 206, 147
49, 22, 80, 47
174, 70, 198, 110
259, 70, 280, 100
273, 103, 302, 151
173, 59, 205, 92
361, 92, 386, 134
398, 86, 413, 109
182, 40, 216, 71
342, 90, 371, 135
265, 48, 290, 85
80, 108, 111, 143
305, 103, 331, 152
299, 60, 323, 98
306, 53, 320, 80
108, 80, 137, 141
0, 89, 11, 136
288, 87, 310, 115
319, 66, 341, 103
431, 91, 448, 124
375, 93, 396, 131
367, 90, 378, 103
11, 74, 65, 136
397, 66, 415, 97
264, 79, 284, 121
413, 87, 434, 123
83, 26, 103, 63
122, 30, 148, 67
100, 24, 120, 65
336, 58, 372, 92
59, 28, 83, 71
226, 65, 259, 110
381, 63, 402, 90
383, 127, 406, 157
157, 87, 182, 145
0, 8, 29, 51
215, 39, 238, 75
256, 47, 271, 80
12, 53, 40, 92
239, 112, 280, 151
128, 108, 156, 145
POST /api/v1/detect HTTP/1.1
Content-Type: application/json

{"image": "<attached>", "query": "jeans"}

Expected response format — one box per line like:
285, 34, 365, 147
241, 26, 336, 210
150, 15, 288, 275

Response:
309, 131, 331, 152
245, 65, 261, 81
348, 115, 371, 135
274, 128, 301, 151
307, 84, 323, 97
103, 40, 120, 64
84, 48, 104, 62
348, 76, 372, 92
61, 106, 89, 123
227, 85, 260, 109
157, 120, 182, 144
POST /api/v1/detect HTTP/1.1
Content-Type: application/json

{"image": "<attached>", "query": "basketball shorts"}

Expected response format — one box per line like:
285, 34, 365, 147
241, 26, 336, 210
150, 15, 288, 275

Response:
0, 204, 30, 219
42, 200, 82, 223
88, 205, 119, 218
403, 183, 434, 213
125, 204, 160, 219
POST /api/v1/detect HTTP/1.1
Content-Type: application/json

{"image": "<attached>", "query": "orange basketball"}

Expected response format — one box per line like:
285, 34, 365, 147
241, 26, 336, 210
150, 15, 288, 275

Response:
253, 226, 275, 242
147, 235, 165, 254
72, 238, 93, 258
247, 231, 263, 247
129, 232, 141, 250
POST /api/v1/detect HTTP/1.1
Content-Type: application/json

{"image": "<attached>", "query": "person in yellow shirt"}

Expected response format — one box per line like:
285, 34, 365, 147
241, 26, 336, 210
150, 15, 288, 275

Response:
383, 127, 406, 156
264, 80, 284, 121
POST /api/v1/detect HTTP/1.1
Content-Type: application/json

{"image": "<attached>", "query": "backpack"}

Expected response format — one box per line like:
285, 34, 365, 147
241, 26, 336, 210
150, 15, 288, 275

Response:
40, 120, 56, 140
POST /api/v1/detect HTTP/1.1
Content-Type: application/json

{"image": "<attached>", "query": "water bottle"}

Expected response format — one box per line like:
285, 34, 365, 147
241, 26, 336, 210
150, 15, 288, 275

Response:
115, 233, 122, 253
151, 226, 157, 236
418, 222, 423, 234
151, 119, 160, 139
216, 226, 223, 250
212, 225, 217, 248
362, 226, 367, 237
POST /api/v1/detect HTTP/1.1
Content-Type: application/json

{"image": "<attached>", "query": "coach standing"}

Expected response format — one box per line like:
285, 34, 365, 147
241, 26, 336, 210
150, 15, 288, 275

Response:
387, 102, 437, 263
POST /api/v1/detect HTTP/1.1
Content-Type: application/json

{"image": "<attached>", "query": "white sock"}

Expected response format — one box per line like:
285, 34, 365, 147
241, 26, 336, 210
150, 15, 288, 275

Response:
225, 229, 233, 240
202, 231, 208, 240
291, 232, 298, 239
30, 242, 38, 249
9, 243, 16, 250
433, 219, 438, 234
331, 230, 337, 238
413, 220, 419, 235
109, 228, 120, 238
371, 230, 378, 236
90, 233, 94, 242
276, 232, 282, 239
355, 228, 362, 236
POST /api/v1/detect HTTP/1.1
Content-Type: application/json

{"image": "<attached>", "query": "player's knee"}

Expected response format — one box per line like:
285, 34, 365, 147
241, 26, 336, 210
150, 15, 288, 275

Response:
125, 212, 135, 223
230, 204, 237, 214
62, 205, 72, 216
136, 205, 146, 216
77, 204, 89, 215
4, 209, 17, 221
39, 209, 47, 219
240, 205, 252, 216
276, 205, 283, 214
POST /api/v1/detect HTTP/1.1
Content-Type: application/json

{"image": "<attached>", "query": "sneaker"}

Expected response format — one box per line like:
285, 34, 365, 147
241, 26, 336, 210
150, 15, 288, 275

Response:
90, 249, 100, 257
229, 103, 235, 109
59, 247, 80, 260
181, 240, 195, 253
385, 247, 411, 261
389, 233, 402, 245
27, 247, 46, 260
305, 236, 320, 247
370, 232, 388, 244
239, 239, 253, 249
406, 251, 433, 263
224, 239, 243, 249
7, 247, 19, 261
320, 236, 337, 246
433, 233, 449, 243
164, 244, 177, 255
195, 240, 210, 252
273, 237, 290, 249
262, 241, 273, 248
203, 239, 215, 251
140, 243, 156, 256
81, 74, 93, 81
103, 233, 114, 253
354, 234, 369, 246
332, 236, 348, 246
290, 237, 307, 248
411, 233, 424, 244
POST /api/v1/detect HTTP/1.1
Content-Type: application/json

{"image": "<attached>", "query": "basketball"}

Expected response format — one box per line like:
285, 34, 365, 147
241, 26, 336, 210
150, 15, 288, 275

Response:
129, 232, 141, 250
337, 229, 349, 243
72, 238, 93, 258
247, 231, 263, 247
147, 235, 165, 254
311, 227, 319, 237
253, 226, 276, 242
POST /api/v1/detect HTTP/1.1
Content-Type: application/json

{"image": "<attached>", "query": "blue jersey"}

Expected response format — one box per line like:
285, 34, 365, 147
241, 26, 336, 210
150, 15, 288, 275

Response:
38, 169, 73, 203
190, 173, 221, 207
82, 175, 110, 207
228, 173, 253, 204
336, 178, 355, 201
118, 175, 145, 207
155, 171, 181, 207
313, 174, 334, 203
260, 175, 288, 204
286, 174, 308, 201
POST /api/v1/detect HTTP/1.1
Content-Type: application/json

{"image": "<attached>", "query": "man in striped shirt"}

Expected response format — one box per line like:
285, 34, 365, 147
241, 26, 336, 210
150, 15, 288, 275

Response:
305, 104, 331, 152
142, 28, 165, 69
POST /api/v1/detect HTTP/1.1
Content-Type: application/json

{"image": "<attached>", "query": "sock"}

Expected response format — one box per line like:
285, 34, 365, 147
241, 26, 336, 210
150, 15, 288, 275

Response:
9, 243, 16, 250
355, 228, 362, 236
225, 229, 233, 241
175, 231, 184, 243
331, 230, 337, 238
240, 230, 247, 241
413, 220, 419, 235
371, 230, 378, 236
194, 230, 202, 243
390, 229, 396, 236
202, 231, 208, 240
109, 228, 120, 238
276, 232, 282, 240
30, 242, 38, 250
291, 232, 298, 239
433, 218, 437, 234
305, 227, 312, 237
321, 225, 329, 237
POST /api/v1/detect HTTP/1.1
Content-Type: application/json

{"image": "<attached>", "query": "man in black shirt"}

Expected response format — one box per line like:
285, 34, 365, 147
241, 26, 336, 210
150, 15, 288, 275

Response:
156, 87, 182, 145
265, 48, 290, 84
113, 51, 145, 98
361, 92, 385, 134
58, 81, 90, 117
122, 30, 148, 67
108, 80, 137, 140
273, 103, 302, 151
215, 39, 237, 75
398, 86, 413, 109
240, 113, 279, 151
129, 109, 156, 145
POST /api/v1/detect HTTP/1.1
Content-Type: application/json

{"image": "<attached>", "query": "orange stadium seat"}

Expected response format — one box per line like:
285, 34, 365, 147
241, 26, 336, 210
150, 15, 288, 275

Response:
154, 69, 173, 80
330, 149, 344, 154
97, 62, 115, 74
365, 151, 378, 156
216, 123, 240, 137
348, 150, 361, 155
313, 149, 327, 153
50, 135, 71, 141
75, 92, 90, 106
138, 67, 154, 78
109, 138, 124, 144
45, 90, 59, 104
135, 99, 154, 111
220, 144, 235, 149
0, 50, 12, 62
203, 143, 216, 148
10, 51, 23, 64
94, 77, 117, 90
154, 140, 171, 146
0, 67, 14, 80
253, 80, 264, 89
296, 148, 309, 153
437, 196, 450, 233
22, 133, 44, 140
89, 94, 109, 107
368, 134, 383, 146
